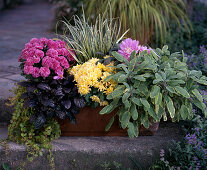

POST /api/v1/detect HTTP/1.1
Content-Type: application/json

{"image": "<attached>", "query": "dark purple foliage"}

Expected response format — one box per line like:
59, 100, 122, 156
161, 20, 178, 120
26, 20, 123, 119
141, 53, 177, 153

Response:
19, 75, 86, 129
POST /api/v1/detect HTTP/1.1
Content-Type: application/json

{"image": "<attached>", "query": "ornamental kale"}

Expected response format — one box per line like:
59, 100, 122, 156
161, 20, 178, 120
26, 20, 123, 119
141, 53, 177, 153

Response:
18, 75, 85, 129
118, 38, 151, 60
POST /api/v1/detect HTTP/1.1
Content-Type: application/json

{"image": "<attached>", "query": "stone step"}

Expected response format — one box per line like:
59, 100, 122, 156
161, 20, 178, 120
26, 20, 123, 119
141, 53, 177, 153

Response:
0, 122, 183, 170
0, 99, 13, 126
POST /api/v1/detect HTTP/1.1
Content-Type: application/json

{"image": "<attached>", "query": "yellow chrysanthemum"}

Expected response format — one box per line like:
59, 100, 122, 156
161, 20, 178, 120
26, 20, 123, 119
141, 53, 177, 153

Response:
69, 57, 116, 95
90, 95, 101, 103
100, 101, 109, 106
105, 86, 114, 95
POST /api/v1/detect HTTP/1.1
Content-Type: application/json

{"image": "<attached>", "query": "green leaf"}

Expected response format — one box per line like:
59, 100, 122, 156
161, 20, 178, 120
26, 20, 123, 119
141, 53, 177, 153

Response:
127, 122, 135, 138
137, 83, 149, 96
174, 86, 190, 98
153, 79, 162, 84
105, 117, 115, 131
195, 79, 207, 85
124, 100, 131, 109
123, 82, 130, 91
131, 97, 142, 106
134, 60, 148, 71
111, 51, 125, 62
131, 103, 138, 120
117, 64, 129, 73
187, 102, 193, 119
146, 106, 159, 121
170, 52, 181, 58
165, 95, 175, 118
155, 93, 162, 105
141, 113, 149, 128
117, 74, 128, 83
121, 111, 130, 129
142, 73, 152, 78
100, 104, 114, 114
180, 105, 188, 120
204, 109, 207, 118
107, 85, 125, 99
129, 51, 137, 71
130, 50, 136, 61
2, 163, 11, 170
168, 80, 185, 86
155, 73, 163, 81
151, 50, 159, 61
133, 75, 146, 81
162, 45, 168, 51
160, 72, 166, 80
156, 105, 164, 119
122, 92, 130, 103
140, 98, 150, 108
103, 74, 114, 82
133, 121, 139, 137
193, 99, 206, 111
112, 51, 129, 65
150, 85, 160, 98
192, 89, 203, 102
166, 86, 175, 94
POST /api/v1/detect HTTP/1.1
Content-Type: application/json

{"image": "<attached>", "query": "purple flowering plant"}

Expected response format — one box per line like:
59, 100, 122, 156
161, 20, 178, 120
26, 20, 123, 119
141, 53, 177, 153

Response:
151, 113, 207, 169
118, 38, 151, 60
186, 45, 207, 77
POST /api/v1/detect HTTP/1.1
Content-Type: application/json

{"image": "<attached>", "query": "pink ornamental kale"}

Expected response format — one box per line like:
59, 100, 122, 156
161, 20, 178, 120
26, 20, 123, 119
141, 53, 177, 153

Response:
19, 38, 75, 80
118, 38, 151, 60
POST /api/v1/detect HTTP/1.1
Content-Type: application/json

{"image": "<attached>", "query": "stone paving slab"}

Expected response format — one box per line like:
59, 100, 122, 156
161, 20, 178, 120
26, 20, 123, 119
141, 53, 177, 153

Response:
0, 122, 183, 169
0, 0, 55, 100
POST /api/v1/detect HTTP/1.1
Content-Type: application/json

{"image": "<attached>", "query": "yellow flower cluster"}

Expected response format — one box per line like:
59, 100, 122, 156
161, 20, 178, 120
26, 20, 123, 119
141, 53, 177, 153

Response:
69, 58, 116, 95
90, 95, 109, 106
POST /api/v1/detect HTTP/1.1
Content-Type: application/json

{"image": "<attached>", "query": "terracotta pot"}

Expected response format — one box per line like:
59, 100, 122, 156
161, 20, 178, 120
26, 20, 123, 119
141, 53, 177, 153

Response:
57, 106, 159, 136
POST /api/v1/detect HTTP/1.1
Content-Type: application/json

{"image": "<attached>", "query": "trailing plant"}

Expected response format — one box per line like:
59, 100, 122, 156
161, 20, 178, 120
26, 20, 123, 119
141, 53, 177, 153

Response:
69, 57, 116, 108
61, 12, 128, 63
7, 84, 61, 169
84, 0, 191, 44
100, 43, 207, 138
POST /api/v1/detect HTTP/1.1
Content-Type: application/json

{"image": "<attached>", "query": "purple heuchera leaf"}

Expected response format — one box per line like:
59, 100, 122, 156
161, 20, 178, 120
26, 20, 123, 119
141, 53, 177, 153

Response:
55, 87, 64, 96
61, 100, 71, 109
37, 83, 51, 91
74, 97, 86, 108
56, 110, 66, 119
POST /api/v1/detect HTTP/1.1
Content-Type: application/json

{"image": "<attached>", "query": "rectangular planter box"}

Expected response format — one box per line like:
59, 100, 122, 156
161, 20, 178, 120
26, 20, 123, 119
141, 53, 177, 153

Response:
57, 106, 159, 137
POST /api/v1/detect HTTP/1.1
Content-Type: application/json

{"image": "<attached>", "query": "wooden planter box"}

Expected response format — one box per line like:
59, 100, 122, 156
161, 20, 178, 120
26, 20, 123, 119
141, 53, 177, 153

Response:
57, 106, 159, 136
